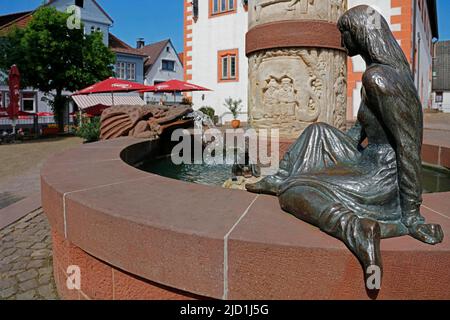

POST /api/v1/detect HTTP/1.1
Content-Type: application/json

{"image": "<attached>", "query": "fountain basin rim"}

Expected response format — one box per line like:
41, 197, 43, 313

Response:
41, 137, 450, 300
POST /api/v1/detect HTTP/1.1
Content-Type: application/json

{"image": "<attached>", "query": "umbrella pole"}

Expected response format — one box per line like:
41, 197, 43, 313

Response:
111, 92, 115, 106
12, 118, 16, 134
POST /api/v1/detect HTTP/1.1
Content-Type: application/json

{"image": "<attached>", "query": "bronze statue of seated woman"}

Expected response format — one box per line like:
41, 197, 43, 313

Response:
246, 5, 444, 287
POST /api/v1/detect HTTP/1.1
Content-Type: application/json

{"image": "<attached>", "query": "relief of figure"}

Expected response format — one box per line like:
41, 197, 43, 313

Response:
255, 0, 314, 21
278, 77, 297, 117
262, 78, 279, 117
331, 0, 346, 21
247, 6, 444, 288
333, 64, 347, 129
296, 74, 321, 122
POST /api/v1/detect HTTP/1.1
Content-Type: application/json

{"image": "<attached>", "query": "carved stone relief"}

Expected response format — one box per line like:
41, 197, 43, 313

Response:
250, 0, 346, 28
248, 48, 347, 138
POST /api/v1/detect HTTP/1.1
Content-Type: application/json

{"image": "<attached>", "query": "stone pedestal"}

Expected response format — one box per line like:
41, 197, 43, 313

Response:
246, 0, 347, 138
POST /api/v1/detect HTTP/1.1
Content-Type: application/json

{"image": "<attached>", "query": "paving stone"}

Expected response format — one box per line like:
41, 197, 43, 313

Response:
31, 243, 48, 250
1, 247, 17, 257
16, 242, 33, 249
38, 266, 53, 276
38, 274, 51, 286
19, 279, 39, 291
27, 259, 47, 269
0, 210, 59, 300
11, 260, 29, 271
14, 223, 29, 230
0, 263, 13, 273
31, 249, 51, 258
17, 269, 38, 282
37, 284, 55, 299
0, 278, 15, 289
0, 286, 17, 299
16, 290, 37, 300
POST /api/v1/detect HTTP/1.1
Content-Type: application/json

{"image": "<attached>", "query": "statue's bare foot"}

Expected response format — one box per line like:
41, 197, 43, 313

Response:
349, 218, 383, 288
409, 223, 444, 245
245, 176, 282, 196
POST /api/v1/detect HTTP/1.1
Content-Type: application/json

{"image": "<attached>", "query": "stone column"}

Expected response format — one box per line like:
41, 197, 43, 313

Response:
246, 0, 347, 139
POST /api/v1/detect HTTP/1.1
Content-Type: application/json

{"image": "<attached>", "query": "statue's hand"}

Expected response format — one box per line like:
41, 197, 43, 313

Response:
409, 223, 444, 245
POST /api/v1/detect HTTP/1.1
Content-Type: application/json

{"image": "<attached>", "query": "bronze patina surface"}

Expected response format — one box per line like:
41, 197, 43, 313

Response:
246, 5, 444, 289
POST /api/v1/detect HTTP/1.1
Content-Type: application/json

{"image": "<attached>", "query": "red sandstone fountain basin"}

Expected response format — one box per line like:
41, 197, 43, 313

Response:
41, 137, 450, 300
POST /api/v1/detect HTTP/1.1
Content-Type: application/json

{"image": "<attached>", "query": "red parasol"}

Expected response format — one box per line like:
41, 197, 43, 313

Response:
140, 79, 211, 93
72, 77, 153, 106
140, 79, 211, 103
7, 65, 21, 132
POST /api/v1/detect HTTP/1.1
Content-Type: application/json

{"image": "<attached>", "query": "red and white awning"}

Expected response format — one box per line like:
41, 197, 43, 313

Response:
72, 94, 145, 110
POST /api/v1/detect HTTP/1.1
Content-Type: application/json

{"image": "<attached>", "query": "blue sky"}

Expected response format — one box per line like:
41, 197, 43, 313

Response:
0, 0, 449, 53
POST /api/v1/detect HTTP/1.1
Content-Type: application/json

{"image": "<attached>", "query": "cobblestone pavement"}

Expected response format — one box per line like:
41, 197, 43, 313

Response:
0, 209, 58, 300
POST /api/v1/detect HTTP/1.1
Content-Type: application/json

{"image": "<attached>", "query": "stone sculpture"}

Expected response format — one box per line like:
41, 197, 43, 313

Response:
247, 0, 347, 138
100, 105, 193, 140
246, 5, 444, 289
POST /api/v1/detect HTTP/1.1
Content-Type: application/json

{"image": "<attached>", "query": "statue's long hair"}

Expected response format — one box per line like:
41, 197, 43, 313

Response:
338, 5, 412, 76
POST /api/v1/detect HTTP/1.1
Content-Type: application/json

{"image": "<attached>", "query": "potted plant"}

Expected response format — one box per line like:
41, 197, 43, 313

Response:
224, 98, 243, 129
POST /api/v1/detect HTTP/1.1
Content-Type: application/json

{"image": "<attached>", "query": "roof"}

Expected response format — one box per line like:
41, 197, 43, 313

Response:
0, 11, 32, 28
0, 11, 33, 34
427, 0, 439, 39
178, 52, 184, 66
137, 39, 170, 73
72, 93, 145, 110
47, 0, 113, 24
0, 0, 114, 33
109, 33, 147, 57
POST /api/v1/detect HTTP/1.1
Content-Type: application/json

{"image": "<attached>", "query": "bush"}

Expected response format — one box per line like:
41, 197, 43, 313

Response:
76, 116, 101, 143
199, 106, 215, 120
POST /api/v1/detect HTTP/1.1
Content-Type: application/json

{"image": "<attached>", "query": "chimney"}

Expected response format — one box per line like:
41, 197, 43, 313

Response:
137, 38, 145, 49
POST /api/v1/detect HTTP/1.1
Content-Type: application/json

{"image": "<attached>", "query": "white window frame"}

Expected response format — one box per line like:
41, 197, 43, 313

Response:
116, 62, 127, 80
127, 63, 136, 81
21, 92, 36, 113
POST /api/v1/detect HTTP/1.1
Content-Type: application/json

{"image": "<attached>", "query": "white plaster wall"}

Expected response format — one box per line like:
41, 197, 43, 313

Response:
50, 0, 112, 45
144, 42, 184, 103
414, 2, 434, 108
190, 0, 248, 124
432, 91, 450, 113
347, 0, 399, 115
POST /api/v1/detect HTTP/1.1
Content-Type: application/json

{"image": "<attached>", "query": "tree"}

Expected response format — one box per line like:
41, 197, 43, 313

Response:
0, 6, 115, 131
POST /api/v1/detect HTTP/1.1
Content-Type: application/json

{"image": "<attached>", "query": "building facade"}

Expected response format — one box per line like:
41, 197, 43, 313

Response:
0, 0, 146, 130
347, 0, 438, 119
184, 0, 439, 123
138, 39, 184, 104
184, 0, 249, 124
432, 40, 450, 112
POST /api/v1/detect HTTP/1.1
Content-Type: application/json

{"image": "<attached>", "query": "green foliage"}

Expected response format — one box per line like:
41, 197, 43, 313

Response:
76, 116, 101, 143
223, 97, 243, 120
199, 106, 215, 120
0, 6, 115, 130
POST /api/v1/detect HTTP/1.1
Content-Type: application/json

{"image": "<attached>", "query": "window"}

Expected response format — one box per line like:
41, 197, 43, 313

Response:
91, 26, 95, 33
127, 63, 136, 81
162, 60, 175, 71
115, 62, 136, 81
75, 0, 84, 8
436, 92, 443, 103
4, 92, 10, 109
0, 92, 3, 108
210, 0, 236, 17
116, 62, 127, 80
22, 92, 36, 112
166, 46, 170, 53
218, 49, 239, 82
